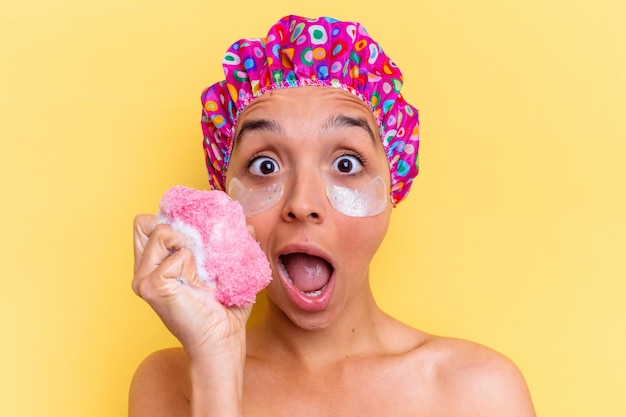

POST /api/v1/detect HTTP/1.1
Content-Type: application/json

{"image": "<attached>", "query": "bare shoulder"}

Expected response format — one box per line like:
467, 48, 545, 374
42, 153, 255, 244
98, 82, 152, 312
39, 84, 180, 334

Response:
417, 335, 536, 417
129, 347, 190, 417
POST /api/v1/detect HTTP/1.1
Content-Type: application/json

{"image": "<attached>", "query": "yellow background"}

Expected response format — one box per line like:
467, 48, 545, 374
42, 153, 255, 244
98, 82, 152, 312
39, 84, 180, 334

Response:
1, 0, 624, 415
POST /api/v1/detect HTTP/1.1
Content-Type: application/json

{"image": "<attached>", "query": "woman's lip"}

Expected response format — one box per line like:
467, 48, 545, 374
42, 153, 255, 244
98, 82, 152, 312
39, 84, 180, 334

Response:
274, 243, 336, 312
276, 243, 335, 268
277, 264, 335, 312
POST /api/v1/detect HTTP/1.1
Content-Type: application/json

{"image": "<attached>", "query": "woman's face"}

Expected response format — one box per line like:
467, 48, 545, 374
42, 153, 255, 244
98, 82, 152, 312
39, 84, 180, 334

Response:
225, 86, 392, 330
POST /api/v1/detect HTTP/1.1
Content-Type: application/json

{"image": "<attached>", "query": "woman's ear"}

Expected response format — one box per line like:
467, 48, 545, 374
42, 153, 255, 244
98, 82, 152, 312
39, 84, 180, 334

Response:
247, 224, 256, 240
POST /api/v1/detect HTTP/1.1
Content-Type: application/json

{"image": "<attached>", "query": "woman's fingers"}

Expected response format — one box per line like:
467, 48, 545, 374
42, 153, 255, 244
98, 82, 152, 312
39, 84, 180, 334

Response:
133, 214, 156, 273
135, 246, 203, 302
157, 246, 205, 289
132, 215, 201, 298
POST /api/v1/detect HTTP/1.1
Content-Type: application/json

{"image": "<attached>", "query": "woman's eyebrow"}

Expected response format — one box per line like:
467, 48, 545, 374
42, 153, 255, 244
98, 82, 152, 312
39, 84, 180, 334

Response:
234, 118, 283, 148
323, 114, 377, 144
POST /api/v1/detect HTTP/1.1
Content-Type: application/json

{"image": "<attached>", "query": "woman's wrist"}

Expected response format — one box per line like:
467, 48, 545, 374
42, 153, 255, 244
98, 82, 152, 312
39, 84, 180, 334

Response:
187, 339, 246, 417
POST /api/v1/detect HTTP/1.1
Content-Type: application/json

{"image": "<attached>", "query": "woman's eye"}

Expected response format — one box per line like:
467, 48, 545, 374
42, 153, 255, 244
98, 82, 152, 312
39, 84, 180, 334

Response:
332, 154, 363, 174
249, 156, 279, 176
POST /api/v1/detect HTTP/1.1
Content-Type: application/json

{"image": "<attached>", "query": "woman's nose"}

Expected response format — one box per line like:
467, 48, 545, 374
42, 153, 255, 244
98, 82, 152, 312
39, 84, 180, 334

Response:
281, 170, 327, 223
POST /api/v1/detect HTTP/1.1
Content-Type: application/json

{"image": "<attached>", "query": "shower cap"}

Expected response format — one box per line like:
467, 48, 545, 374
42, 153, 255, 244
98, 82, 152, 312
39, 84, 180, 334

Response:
201, 14, 420, 204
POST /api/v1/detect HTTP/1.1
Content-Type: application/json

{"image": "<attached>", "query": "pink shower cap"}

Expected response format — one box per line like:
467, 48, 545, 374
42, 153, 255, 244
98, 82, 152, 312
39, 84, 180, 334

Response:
201, 15, 420, 204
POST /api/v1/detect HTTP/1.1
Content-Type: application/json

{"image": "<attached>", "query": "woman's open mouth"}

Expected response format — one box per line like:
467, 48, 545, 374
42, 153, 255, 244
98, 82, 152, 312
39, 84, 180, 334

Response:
278, 252, 335, 311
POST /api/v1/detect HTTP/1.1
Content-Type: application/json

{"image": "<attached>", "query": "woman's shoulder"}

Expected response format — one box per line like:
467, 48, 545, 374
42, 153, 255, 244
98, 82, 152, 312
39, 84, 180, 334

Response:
129, 348, 190, 417
410, 333, 536, 416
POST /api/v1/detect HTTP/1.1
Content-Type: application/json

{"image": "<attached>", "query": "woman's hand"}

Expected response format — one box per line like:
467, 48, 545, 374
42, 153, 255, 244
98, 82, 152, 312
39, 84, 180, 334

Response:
131, 214, 252, 359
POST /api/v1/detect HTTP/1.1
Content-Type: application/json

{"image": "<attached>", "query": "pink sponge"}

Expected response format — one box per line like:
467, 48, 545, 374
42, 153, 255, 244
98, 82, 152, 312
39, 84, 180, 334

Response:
157, 185, 272, 307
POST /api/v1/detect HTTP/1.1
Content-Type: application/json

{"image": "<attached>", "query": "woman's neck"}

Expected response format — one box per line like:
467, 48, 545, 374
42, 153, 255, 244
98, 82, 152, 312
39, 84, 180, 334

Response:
246, 289, 392, 371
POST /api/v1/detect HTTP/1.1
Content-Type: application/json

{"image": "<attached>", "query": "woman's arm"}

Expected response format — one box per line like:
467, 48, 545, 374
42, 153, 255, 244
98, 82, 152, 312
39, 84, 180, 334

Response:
130, 215, 251, 417
129, 348, 190, 417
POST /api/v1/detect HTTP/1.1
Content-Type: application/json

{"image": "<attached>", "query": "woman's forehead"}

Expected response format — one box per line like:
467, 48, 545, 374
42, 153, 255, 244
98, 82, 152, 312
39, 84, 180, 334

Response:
233, 88, 383, 155
237, 86, 378, 131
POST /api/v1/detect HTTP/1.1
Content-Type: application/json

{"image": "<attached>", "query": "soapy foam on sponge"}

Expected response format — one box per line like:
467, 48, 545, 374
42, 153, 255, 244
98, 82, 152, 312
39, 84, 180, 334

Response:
157, 185, 272, 307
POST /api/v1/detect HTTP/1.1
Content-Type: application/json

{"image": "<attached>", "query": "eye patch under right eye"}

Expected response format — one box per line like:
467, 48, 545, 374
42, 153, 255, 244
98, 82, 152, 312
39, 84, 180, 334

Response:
228, 178, 284, 217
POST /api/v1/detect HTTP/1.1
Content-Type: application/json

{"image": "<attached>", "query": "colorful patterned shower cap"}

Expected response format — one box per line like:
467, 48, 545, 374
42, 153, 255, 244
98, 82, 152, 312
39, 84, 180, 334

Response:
201, 15, 420, 204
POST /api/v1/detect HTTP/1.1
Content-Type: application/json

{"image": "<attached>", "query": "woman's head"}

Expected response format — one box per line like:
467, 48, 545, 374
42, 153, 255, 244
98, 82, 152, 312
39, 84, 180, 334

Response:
224, 86, 394, 322
201, 15, 420, 205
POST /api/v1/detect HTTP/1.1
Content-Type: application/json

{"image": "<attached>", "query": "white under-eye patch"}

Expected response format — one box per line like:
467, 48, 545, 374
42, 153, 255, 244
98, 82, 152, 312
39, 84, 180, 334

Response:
229, 175, 388, 218
325, 176, 388, 217
228, 178, 284, 217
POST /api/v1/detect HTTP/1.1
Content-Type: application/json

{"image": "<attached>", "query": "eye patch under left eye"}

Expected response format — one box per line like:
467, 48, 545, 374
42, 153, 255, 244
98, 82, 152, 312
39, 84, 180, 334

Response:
325, 176, 388, 217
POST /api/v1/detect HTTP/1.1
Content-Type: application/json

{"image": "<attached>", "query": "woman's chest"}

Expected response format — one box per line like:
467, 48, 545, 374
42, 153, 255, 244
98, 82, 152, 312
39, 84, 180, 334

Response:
242, 360, 433, 417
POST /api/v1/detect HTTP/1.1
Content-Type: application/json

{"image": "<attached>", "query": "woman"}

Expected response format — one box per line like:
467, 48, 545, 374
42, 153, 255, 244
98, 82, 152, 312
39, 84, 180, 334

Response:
130, 15, 535, 417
